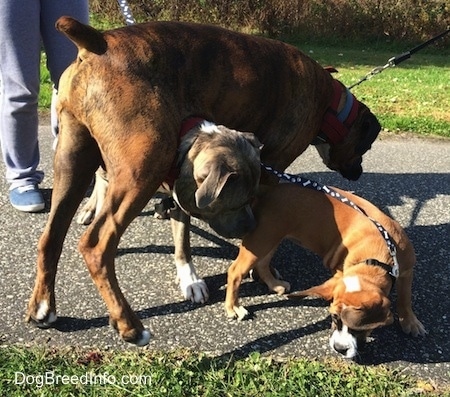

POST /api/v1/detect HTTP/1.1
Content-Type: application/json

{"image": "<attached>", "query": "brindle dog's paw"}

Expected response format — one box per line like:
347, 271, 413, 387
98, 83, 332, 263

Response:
131, 329, 151, 346
270, 280, 291, 295
110, 319, 151, 346
25, 301, 57, 329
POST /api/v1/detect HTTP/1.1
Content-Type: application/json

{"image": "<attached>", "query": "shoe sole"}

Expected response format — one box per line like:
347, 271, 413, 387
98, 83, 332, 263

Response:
11, 202, 45, 212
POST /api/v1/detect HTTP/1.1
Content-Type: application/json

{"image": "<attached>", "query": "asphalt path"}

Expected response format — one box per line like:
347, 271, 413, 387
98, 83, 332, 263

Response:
0, 126, 449, 385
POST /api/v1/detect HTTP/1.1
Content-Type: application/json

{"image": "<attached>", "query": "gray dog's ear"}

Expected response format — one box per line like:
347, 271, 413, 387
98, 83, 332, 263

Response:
216, 126, 263, 151
242, 132, 263, 150
195, 165, 237, 209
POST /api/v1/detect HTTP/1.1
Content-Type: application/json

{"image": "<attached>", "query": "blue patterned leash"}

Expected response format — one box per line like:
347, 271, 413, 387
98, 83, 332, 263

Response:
262, 163, 400, 278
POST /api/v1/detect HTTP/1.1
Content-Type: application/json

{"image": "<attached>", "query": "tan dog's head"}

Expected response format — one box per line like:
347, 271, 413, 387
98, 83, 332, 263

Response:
315, 102, 381, 181
174, 122, 262, 238
288, 272, 393, 359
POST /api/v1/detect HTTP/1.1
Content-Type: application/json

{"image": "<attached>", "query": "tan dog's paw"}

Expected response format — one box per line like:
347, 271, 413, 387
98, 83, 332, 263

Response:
400, 315, 427, 337
226, 305, 250, 321
268, 280, 291, 295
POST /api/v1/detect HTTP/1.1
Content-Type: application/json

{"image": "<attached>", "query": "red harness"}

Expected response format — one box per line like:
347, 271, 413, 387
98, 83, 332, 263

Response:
163, 117, 204, 189
315, 68, 360, 145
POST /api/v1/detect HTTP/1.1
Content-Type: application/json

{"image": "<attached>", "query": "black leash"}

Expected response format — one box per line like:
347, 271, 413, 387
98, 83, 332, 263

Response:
348, 29, 450, 89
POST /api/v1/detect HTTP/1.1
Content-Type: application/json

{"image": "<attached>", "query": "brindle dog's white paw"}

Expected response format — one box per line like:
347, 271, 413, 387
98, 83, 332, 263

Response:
134, 329, 151, 346
27, 301, 57, 328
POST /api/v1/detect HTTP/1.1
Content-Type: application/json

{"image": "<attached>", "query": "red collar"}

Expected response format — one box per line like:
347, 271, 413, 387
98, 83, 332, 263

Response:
164, 117, 204, 189
179, 117, 205, 138
314, 70, 359, 145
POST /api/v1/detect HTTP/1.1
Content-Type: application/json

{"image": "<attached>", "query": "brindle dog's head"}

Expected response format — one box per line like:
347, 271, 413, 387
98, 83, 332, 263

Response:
174, 122, 262, 238
315, 103, 381, 181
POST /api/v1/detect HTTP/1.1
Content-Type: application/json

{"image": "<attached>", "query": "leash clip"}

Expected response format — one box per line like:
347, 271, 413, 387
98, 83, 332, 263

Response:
389, 245, 400, 279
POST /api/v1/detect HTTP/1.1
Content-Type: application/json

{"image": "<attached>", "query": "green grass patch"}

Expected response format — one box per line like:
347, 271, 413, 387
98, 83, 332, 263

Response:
289, 42, 450, 137
39, 53, 52, 110
0, 347, 444, 396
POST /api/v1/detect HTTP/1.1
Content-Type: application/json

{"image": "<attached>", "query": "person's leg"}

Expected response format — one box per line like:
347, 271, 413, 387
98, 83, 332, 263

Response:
0, 0, 45, 211
41, 0, 89, 137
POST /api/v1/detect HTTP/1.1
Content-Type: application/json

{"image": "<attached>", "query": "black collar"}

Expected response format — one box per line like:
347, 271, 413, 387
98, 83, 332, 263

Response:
364, 258, 397, 285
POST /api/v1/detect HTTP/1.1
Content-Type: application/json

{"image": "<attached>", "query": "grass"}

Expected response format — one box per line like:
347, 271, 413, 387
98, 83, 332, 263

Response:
291, 41, 450, 137
0, 347, 444, 396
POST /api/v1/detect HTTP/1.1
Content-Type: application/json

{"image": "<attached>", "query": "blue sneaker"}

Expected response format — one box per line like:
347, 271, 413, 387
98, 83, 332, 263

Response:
9, 185, 45, 212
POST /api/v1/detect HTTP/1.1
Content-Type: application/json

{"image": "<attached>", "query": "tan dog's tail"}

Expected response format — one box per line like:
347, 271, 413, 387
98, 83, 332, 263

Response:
287, 277, 336, 301
56, 16, 107, 55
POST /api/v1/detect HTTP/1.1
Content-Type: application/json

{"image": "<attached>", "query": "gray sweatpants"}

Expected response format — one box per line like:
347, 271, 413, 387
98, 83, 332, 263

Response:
0, 0, 89, 189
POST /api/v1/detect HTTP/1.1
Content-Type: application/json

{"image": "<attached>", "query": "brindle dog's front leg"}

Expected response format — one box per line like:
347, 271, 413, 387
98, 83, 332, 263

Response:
170, 206, 209, 303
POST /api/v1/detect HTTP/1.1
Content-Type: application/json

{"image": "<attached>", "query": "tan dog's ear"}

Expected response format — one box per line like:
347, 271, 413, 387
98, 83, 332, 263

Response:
287, 276, 338, 301
195, 165, 237, 209
341, 294, 392, 330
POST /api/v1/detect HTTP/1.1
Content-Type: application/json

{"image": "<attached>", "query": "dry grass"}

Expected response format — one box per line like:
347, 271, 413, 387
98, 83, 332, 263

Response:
90, 0, 450, 43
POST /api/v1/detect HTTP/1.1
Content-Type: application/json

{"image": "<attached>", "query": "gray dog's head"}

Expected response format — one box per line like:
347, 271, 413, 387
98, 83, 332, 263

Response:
174, 122, 262, 238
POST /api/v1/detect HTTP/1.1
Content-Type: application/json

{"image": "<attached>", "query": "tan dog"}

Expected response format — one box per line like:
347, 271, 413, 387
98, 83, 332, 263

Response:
226, 182, 426, 359
26, 17, 381, 345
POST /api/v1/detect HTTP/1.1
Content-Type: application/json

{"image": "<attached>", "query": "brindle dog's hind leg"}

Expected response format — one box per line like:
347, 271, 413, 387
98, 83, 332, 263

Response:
77, 127, 177, 345
26, 112, 101, 328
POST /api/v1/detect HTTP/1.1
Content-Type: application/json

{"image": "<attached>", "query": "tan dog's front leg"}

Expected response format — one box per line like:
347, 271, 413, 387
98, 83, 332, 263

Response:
225, 246, 265, 320
396, 268, 426, 336
170, 207, 209, 303
225, 262, 250, 320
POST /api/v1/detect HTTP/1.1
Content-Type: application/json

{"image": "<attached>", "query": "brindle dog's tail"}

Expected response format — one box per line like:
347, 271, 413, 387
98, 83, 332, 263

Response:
56, 16, 107, 55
